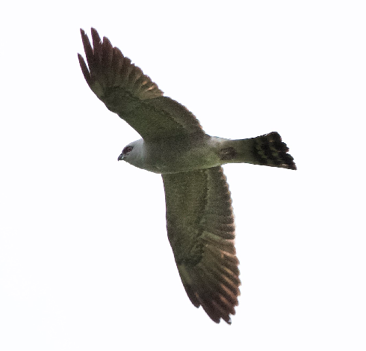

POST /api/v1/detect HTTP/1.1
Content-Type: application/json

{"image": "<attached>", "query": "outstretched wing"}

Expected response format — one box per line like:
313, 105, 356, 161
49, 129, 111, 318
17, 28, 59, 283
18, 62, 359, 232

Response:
162, 166, 240, 324
78, 28, 204, 141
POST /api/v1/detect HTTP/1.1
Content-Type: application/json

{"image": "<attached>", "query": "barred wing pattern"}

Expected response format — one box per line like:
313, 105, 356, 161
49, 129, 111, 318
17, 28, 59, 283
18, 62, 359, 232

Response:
162, 166, 240, 324
78, 28, 204, 141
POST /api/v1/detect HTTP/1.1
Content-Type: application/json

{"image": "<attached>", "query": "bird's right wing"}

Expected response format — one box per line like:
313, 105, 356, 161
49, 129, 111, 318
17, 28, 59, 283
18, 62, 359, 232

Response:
78, 28, 204, 141
162, 166, 240, 324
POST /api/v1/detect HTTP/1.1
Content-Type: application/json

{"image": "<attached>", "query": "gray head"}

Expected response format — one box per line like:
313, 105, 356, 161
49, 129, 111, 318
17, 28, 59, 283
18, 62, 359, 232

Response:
117, 139, 144, 167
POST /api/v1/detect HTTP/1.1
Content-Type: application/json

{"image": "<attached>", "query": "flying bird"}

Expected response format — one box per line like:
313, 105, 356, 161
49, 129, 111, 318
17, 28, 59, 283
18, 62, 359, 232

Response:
78, 28, 296, 324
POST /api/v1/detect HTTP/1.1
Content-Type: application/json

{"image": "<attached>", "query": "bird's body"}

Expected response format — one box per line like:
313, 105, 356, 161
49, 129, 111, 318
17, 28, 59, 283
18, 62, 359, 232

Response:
120, 134, 219, 174
122, 133, 294, 174
78, 28, 296, 324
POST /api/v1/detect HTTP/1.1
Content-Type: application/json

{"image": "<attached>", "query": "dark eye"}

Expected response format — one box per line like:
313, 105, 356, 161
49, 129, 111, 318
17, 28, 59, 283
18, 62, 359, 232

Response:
122, 146, 133, 154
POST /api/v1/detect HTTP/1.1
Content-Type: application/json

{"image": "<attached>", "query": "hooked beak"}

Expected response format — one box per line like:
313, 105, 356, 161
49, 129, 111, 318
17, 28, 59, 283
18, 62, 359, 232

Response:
117, 153, 124, 161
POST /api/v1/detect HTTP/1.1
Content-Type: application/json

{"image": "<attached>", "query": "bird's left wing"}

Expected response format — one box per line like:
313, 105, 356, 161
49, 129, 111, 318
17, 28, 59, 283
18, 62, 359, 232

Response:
78, 28, 204, 141
162, 166, 240, 324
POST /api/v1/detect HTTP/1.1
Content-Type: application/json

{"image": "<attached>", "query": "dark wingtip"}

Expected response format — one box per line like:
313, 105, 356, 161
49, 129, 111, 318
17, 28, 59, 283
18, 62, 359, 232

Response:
91, 27, 98, 36
78, 53, 91, 85
80, 28, 88, 43
91, 28, 101, 45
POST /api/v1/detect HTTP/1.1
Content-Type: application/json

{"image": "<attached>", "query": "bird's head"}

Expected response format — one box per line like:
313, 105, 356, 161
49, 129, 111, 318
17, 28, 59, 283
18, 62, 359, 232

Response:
118, 145, 134, 161
117, 139, 144, 167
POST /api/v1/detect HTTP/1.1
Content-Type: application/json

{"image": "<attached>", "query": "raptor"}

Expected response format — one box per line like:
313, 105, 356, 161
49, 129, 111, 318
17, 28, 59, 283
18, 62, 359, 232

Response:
78, 28, 296, 324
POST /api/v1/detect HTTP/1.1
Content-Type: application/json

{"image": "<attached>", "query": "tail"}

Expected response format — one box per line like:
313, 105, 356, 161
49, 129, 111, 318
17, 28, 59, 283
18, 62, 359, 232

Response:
220, 132, 296, 170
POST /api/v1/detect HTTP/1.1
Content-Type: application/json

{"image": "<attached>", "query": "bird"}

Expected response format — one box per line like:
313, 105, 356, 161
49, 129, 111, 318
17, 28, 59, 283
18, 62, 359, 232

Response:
78, 28, 296, 325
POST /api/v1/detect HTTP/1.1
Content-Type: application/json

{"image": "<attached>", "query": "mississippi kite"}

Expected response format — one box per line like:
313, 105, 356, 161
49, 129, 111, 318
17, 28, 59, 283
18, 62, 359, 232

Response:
78, 28, 296, 324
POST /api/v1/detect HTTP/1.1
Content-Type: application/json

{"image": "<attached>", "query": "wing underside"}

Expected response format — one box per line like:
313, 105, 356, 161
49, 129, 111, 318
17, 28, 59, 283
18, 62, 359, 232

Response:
162, 167, 240, 324
78, 28, 204, 141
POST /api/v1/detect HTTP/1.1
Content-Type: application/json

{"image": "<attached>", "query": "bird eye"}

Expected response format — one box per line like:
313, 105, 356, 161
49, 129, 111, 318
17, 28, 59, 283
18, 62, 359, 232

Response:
122, 146, 133, 154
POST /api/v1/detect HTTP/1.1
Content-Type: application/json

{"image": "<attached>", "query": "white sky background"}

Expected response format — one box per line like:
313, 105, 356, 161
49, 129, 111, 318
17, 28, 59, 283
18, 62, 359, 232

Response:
0, 1, 365, 350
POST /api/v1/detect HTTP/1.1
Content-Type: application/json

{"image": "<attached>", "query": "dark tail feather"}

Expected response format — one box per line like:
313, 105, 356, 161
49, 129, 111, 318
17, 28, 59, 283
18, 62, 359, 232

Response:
251, 132, 296, 170
222, 132, 296, 170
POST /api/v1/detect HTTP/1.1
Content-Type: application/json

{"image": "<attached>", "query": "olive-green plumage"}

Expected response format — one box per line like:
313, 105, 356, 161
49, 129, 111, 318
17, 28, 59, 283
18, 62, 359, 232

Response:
78, 28, 296, 324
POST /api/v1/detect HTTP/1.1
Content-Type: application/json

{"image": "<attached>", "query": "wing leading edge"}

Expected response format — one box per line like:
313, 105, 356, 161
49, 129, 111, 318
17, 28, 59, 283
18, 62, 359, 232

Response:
78, 28, 204, 141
